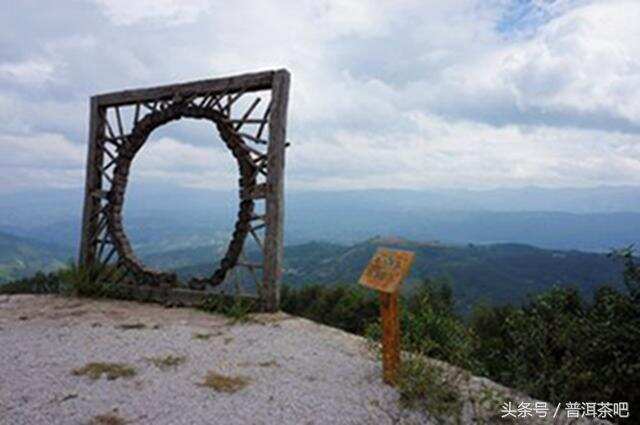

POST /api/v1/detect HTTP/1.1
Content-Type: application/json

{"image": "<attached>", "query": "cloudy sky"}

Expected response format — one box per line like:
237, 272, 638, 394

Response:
1, 0, 639, 193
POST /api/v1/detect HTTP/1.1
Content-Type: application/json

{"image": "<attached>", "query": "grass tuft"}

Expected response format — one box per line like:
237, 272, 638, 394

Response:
116, 323, 146, 330
72, 362, 136, 380
58, 262, 131, 300
198, 295, 257, 324
89, 413, 127, 425
199, 371, 250, 393
192, 330, 225, 340
145, 354, 186, 370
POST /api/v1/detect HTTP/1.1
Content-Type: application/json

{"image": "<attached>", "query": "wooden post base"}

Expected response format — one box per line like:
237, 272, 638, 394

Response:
380, 291, 400, 385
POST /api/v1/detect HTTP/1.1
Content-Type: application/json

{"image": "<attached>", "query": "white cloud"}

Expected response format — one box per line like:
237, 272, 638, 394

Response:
289, 112, 640, 190
499, 1, 640, 124
95, 0, 211, 26
130, 137, 238, 189
0, 59, 56, 85
1, 0, 640, 193
0, 133, 85, 191
0, 133, 83, 168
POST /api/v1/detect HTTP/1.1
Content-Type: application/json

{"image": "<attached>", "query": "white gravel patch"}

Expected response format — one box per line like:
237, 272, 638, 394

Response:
0, 295, 426, 425
0, 295, 612, 425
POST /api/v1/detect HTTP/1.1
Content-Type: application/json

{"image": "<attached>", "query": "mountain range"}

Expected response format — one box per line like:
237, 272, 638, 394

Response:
171, 237, 625, 312
2, 186, 640, 253
0, 185, 636, 308
0, 231, 71, 283
0, 229, 627, 314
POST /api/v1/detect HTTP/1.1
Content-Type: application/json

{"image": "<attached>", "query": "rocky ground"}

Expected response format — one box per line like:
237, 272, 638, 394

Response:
0, 295, 610, 424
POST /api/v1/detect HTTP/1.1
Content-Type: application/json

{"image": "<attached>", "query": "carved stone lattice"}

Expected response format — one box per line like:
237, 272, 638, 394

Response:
78, 70, 290, 311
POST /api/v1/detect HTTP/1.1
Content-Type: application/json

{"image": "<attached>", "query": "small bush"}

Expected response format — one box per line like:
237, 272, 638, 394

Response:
0, 262, 132, 298
470, 283, 640, 414
402, 279, 481, 373
198, 295, 257, 323
281, 284, 379, 334
0, 271, 60, 294
58, 262, 130, 299
398, 356, 462, 420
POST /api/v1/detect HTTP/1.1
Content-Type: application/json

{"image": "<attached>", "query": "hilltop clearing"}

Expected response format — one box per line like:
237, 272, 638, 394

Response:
0, 295, 610, 425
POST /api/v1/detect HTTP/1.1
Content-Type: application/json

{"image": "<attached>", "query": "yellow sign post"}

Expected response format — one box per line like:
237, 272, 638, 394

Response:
359, 248, 415, 385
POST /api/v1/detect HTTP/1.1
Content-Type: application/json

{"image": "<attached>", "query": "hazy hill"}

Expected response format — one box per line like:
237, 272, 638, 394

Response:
175, 238, 625, 313
0, 231, 71, 283
2, 186, 640, 252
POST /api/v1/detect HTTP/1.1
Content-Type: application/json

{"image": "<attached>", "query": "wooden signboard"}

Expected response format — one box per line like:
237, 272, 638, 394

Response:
359, 248, 415, 385
359, 248, 415, 293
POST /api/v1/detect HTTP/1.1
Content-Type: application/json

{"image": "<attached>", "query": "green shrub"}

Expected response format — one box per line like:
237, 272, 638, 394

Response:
281, 284, 379, 334
198, 294, 258, 323
0, 262, 135, 300
0, 271, 60, 294
398, 356, 462, 420
57, 262, 130, 299
402, 279, 481, 373
282, 262, 639, 423
469, 280, 640, 417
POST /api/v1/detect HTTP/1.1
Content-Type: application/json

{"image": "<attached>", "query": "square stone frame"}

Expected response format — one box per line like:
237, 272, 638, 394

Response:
79, 69, 290, 311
